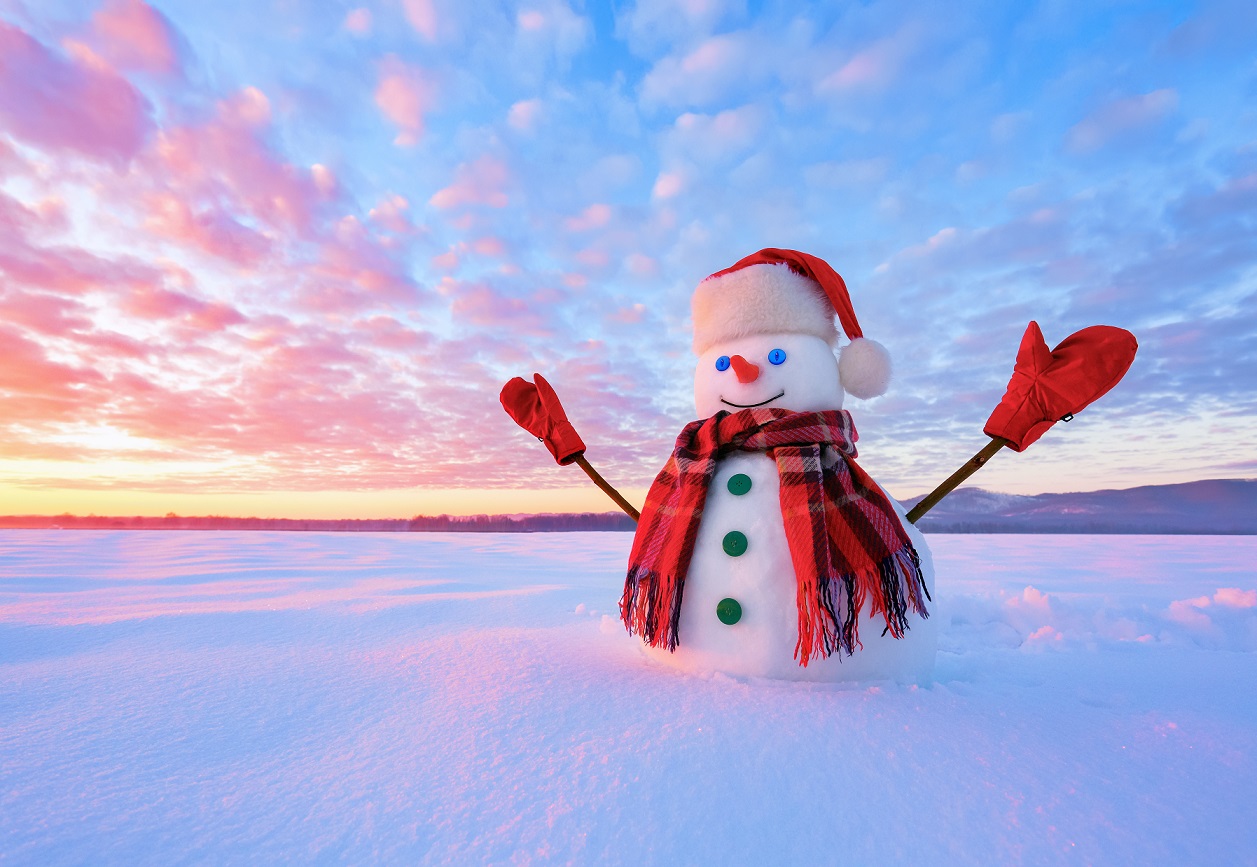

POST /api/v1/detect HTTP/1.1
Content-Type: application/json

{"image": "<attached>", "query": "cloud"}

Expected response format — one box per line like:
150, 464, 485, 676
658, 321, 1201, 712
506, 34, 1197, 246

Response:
0, 326, 106, 405
664, 104, 765, 164
448, 281, 553, 336
507, 98, 543, 133
1213, 587, 1257, 609
429, 156, 512, 210
639, 31, 759, 109
121, 285, 247, 331
86, 0, 182, 75
0, 22, 154, 163
0, 190, 168, 295
402, 0, 439, 42
515, 2, 590, 61
1065, 89, 1179, 154
219, 86, 271, 127
564, 203, 613, 233
817, 29, 919, 94
617, 0, 747, 55
148, 93, 332, 239
310, 164, 338, 198
342, 8, 372, 37
375, 57, 434, 146
652, 171, 685, 200
0, 287, 93, 338
142, 193, 271, 267
368, 195, 415, 234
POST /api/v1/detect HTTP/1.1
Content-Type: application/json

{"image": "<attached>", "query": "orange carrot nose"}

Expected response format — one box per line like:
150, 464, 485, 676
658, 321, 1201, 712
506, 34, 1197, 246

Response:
730, 354, 760, 383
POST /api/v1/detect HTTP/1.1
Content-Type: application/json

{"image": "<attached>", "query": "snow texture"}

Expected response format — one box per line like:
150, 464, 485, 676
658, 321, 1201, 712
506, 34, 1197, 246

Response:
2, 531, 1256, 864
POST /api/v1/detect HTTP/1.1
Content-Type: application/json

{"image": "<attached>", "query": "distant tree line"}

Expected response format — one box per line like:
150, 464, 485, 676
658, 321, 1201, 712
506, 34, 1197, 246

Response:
405, 513, 636, 532
0, 512, 638, 532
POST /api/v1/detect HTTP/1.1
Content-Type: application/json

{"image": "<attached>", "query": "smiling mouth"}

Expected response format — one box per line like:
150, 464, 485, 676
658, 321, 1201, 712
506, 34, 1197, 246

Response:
720, 391, 785, 409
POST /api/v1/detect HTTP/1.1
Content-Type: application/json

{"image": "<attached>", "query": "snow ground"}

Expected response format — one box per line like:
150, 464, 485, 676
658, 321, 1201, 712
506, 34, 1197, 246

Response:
1, 531, 1255, 865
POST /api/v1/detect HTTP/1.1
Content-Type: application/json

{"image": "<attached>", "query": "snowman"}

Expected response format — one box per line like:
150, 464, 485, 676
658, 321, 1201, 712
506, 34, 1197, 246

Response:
620, 249, 936, 683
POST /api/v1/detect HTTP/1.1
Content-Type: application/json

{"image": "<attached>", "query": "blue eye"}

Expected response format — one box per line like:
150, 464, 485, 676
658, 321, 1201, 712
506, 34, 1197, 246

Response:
768, 348, 787, 365
715, 356, 731, 371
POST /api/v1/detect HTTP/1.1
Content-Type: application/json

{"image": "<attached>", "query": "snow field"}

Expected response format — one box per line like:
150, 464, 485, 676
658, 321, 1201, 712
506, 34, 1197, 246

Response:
1, 531, 1255, 864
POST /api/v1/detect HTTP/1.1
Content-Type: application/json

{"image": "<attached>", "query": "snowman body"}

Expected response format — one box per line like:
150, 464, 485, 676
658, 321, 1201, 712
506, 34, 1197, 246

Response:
640, 331, 937, 683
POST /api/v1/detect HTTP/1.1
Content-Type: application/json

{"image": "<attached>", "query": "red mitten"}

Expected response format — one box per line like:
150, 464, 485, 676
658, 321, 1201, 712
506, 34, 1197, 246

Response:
984, 321, 1137, 452
499, 373, 587, 465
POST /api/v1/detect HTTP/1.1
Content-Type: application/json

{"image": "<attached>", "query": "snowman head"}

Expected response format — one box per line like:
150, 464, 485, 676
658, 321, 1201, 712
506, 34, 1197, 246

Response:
691, 249, 892, 418
694, 333, 846, 417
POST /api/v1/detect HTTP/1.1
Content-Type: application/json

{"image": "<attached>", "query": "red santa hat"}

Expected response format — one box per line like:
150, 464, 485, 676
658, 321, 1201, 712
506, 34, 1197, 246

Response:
691, 248, 893, 399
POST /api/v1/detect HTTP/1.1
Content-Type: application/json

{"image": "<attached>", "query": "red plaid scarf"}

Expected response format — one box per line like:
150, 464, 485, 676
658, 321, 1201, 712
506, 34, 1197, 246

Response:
621, 407, 930, 666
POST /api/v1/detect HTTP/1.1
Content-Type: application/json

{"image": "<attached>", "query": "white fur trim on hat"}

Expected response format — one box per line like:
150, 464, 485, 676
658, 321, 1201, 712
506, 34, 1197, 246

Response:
838, 337, 892, 399
691, 262, 838, 355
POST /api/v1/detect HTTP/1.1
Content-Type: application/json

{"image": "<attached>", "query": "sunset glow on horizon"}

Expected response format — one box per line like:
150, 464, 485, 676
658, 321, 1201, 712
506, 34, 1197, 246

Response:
0, 0, 1254, 519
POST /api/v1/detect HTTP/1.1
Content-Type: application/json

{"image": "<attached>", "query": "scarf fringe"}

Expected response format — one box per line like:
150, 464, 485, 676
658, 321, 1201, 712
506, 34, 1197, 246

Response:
620, 566, 684, 651
796, 547, 932, 666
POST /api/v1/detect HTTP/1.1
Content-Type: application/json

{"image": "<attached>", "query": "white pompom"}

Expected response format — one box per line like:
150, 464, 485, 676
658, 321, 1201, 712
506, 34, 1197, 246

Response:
838, 337, 892, 399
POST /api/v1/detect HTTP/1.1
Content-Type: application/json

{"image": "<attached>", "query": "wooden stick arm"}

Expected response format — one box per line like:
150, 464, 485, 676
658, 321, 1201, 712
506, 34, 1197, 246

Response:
905, 437, 1009, 524
573, 455, 641, 523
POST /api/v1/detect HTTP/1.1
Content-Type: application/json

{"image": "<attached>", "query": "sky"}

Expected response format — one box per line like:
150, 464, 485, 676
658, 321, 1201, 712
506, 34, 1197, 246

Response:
0, 0, 1254, 519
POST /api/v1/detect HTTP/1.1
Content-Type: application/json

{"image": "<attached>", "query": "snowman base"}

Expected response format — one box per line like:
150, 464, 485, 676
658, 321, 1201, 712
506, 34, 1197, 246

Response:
638, 607, 937, 684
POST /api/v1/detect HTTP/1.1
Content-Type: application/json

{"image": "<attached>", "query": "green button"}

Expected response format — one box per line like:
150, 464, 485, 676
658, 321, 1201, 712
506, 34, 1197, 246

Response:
727, 473, 752, 496
717, 597, 742, 625
722, 530, 748, 557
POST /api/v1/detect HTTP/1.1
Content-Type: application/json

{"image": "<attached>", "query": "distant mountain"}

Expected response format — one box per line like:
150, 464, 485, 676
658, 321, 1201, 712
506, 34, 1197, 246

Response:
904, 479, 1257, 534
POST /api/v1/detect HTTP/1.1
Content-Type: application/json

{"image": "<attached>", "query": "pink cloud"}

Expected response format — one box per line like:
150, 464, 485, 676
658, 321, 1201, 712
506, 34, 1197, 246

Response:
402, 0, 439, 42
74, 328, 152, 360
0, 326, 107, 402
0, 191, 166, 294
429, 156, 511, 209
299, 232, 426, 313
508, 98, 542, 133
1213, 588, 1257, 609
652, 171, 684, 199
375, 57, 433, 146
607, 303, 646, 324
0, 22, 153, 162
449, 282, 551, 335
218, 86, 272, 128
144, 193, 271, 266
150, 99, 327, 237
355, 316, 434, 353
564, 203, 612, 232
819, 30, 918, 94
471, 236, 507, 257
432, 250, 460, 271
311, 164, 338, 198
0, 288, 93, 336
121, 285, 246, 331
343, 8, 373, 37
368, 195, 414, 234
87, 0, 181, 75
